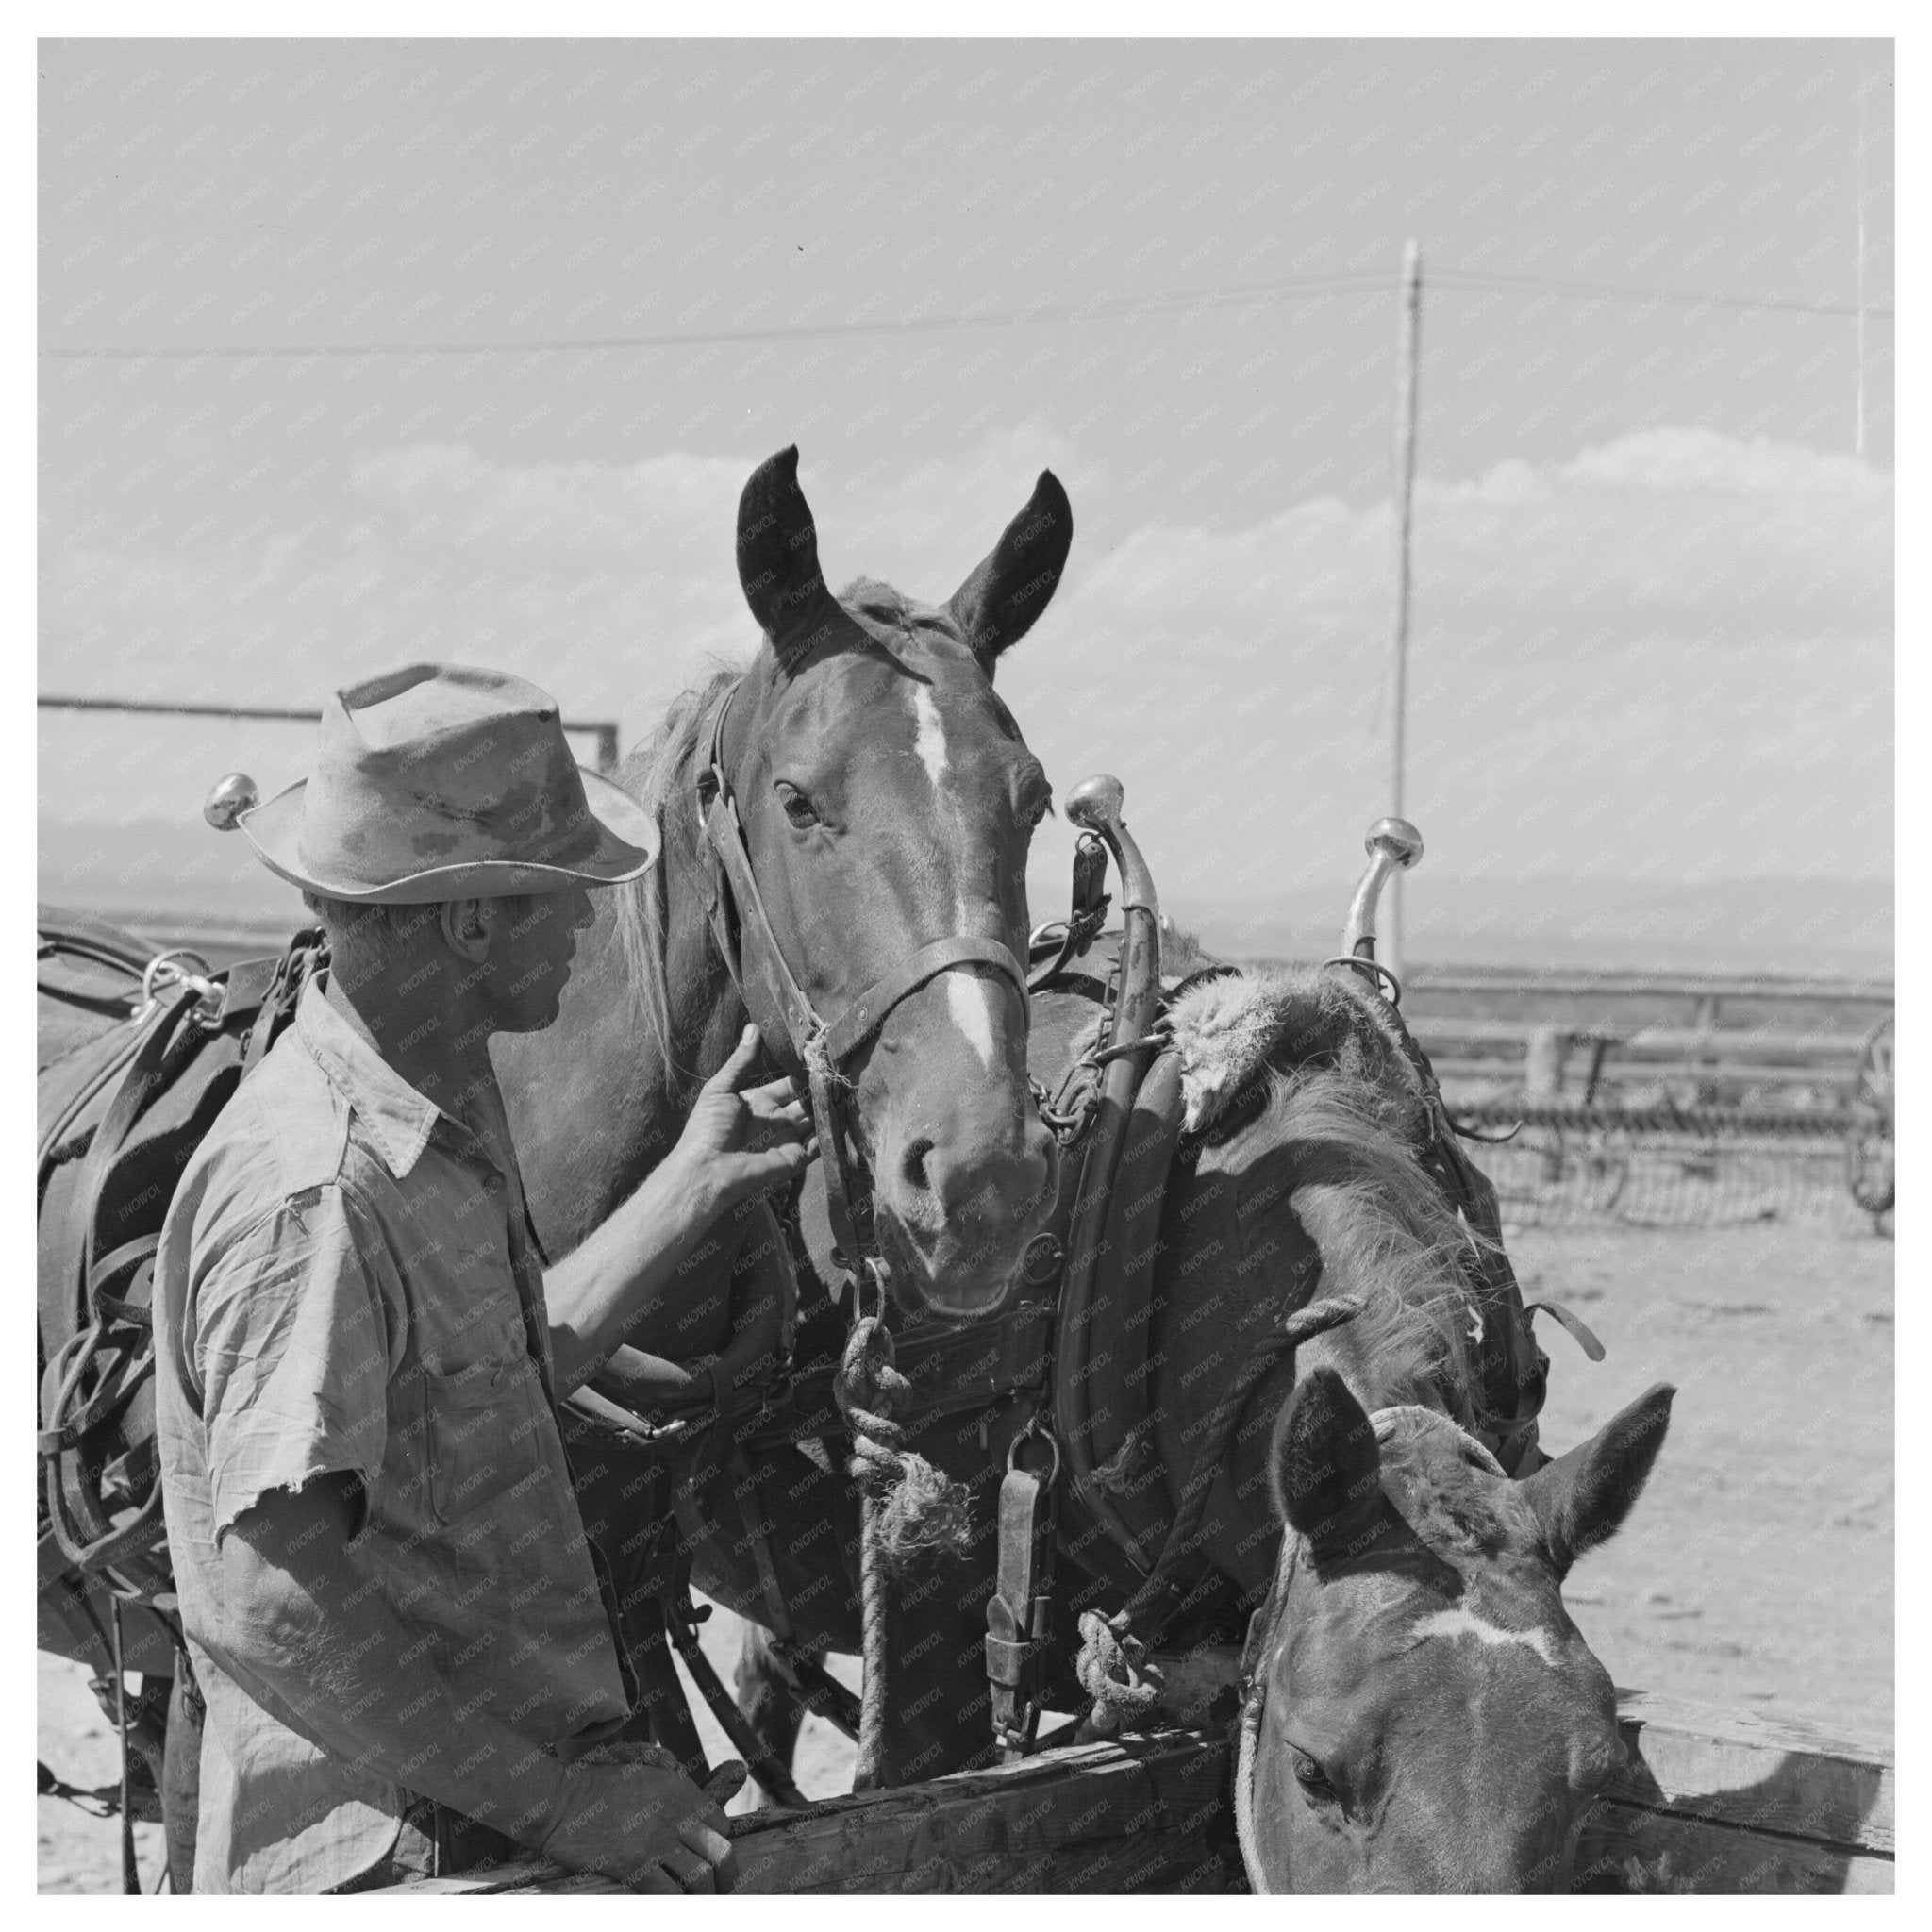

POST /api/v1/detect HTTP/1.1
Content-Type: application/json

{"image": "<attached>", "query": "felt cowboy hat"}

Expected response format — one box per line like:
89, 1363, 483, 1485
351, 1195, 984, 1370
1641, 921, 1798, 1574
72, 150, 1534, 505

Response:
235, 663, 658, 903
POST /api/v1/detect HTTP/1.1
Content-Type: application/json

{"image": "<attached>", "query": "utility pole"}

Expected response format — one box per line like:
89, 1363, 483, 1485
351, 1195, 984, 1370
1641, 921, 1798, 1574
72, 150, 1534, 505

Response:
1855, 72, 1868, 459
1386, 238, 1423, 980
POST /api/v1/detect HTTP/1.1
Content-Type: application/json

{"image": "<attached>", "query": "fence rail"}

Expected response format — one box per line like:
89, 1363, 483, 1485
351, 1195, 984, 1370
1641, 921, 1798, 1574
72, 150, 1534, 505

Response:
37, 694, 623, 774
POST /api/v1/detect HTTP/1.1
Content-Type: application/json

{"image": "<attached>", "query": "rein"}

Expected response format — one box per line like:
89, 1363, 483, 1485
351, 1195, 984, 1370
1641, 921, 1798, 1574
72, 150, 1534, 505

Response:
691, 678, 1029, 1289
1229, 1407, 1507, 1894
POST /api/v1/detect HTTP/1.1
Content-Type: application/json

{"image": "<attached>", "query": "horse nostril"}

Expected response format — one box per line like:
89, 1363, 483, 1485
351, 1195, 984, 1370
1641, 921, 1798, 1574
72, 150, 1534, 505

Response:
900, 1135, 937, 1196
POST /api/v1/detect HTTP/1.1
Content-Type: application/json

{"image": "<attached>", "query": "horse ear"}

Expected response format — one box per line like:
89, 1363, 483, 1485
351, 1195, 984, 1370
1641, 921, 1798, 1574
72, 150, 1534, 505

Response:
946, 469, 1074, 675
737, 446, 836, 657
1522, 1382, 1674, 1579
1270, 1367, 1383, 1562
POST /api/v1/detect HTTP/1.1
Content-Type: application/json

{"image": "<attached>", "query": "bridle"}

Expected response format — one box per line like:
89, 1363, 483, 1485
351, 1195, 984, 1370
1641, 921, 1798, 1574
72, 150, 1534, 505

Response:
691, 676, 1031, 1296
1230, 1406, 1507, 1895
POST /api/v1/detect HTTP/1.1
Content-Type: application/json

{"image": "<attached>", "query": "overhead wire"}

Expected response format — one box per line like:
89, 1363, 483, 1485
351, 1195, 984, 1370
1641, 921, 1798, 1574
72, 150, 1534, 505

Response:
39, 262, 1892, 363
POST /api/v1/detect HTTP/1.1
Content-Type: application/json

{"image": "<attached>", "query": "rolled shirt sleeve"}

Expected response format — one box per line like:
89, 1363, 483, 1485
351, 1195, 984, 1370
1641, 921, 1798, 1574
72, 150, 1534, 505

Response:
192, 1184, 397, 1540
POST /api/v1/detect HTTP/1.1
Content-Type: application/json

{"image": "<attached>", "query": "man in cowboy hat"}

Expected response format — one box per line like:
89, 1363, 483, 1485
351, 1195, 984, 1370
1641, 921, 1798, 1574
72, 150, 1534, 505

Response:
153, 664, 813, 1893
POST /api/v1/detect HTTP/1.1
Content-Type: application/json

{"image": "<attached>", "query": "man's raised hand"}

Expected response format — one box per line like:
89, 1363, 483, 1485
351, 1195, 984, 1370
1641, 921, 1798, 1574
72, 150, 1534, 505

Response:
674, 1024, 817, 1217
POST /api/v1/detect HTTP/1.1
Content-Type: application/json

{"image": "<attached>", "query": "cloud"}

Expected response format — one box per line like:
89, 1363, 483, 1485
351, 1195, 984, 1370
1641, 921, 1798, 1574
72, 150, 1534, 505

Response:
1008, 428, 1890, 902
41, 428, 1890, 915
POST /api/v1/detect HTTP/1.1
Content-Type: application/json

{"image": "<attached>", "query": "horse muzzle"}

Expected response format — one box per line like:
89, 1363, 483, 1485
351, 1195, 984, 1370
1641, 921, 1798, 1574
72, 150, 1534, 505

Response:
872, 1109, 1058, 1319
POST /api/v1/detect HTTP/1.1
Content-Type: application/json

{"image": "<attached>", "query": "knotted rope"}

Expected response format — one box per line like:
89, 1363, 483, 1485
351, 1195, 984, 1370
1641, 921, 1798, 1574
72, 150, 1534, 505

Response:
833, 1306, 973, 1790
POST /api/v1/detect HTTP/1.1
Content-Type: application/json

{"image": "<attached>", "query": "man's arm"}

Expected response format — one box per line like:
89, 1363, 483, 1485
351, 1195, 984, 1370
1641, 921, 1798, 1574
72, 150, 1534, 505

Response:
219, 1473, 736, 1892
542, 1025, 812, 1394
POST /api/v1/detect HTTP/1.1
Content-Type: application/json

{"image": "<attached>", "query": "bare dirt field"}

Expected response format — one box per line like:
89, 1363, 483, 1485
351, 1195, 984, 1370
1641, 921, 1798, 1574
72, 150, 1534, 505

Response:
40, 1221, 1890, 1892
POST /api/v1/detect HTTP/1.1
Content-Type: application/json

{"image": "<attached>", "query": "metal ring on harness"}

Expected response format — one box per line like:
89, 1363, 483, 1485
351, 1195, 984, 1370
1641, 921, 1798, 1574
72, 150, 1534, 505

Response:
1321, 953, 1403, 1006
1006, 1414, 1062, 1487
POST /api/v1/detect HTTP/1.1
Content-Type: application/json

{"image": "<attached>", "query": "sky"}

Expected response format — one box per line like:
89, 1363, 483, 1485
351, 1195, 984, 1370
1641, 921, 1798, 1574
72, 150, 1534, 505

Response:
36, 37, 1894, 958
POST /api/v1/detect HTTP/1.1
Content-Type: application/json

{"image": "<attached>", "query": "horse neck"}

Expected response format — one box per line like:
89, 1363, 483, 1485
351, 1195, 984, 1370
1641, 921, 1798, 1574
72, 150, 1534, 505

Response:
632, 738, 748, 1137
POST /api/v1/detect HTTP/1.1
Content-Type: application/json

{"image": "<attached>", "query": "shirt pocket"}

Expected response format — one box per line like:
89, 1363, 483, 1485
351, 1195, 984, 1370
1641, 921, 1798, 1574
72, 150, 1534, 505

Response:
423, 1350, 552, 1526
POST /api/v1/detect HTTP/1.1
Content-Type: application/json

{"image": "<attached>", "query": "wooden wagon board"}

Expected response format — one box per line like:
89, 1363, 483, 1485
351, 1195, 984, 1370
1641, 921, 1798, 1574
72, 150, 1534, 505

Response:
387, 1685, 1891, 1895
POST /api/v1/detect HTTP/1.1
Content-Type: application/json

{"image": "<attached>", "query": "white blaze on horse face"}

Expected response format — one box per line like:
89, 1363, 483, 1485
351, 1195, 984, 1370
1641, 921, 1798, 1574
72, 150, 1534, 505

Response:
908, 680, 996, 1069
948, 972, 997, 1070
911, 685, 951, 790
1410, 1604, 1558, 1669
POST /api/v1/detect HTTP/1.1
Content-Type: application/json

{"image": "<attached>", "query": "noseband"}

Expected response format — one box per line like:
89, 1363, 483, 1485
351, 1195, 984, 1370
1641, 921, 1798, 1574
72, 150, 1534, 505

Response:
692, 678, 1029, 1292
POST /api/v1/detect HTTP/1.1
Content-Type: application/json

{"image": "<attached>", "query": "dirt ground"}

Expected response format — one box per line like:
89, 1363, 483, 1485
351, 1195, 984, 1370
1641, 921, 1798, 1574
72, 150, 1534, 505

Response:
1510, 1223, 1892, 1740
39, 1222, 1890, 1892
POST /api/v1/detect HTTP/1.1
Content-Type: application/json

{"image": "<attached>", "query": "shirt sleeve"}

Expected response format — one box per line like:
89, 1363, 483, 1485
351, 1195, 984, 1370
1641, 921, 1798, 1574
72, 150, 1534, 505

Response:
191, 1183, 396, 1541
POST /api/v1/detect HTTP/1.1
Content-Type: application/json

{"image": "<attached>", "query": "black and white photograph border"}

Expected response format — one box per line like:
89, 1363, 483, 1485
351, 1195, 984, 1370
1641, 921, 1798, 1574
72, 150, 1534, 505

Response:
22, 0, 1911, 1903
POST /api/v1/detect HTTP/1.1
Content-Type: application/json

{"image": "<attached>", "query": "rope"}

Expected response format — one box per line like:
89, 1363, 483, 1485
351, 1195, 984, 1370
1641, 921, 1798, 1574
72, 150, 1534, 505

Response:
832, 1307, 972, 1790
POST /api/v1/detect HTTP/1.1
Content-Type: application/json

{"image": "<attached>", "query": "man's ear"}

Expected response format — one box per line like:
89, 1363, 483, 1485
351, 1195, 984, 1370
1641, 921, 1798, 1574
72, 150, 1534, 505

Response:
440, 897, 491, 963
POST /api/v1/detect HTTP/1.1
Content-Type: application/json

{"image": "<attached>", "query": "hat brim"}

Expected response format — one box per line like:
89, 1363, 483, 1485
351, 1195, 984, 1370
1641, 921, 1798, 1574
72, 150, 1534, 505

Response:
237, 767, 661, 905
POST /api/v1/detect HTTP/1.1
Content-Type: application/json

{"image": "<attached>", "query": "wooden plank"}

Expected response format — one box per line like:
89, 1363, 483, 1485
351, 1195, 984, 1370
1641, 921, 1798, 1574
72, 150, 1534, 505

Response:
1610, 1689, 1893, 1856
1413, 1018, 1870, 1058
386, 1730, 1232, 1896
1580, 1802, 1893, 1895
381, 1686, 1894, 1895
1401, 967, 1892, 1004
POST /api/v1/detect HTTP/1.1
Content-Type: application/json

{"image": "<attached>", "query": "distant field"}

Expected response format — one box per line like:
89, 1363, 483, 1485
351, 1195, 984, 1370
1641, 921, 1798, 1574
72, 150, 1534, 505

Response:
40, 809, 1891, 981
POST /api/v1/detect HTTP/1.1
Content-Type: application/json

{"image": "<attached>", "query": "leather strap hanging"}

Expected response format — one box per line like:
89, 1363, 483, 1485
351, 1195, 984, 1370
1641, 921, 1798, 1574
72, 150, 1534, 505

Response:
986, 1429, 1061, 1759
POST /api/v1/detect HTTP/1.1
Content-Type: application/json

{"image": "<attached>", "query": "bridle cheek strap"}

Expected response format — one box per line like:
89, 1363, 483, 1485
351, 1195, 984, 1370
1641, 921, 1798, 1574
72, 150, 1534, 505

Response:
1234, 1527, 1302, 1897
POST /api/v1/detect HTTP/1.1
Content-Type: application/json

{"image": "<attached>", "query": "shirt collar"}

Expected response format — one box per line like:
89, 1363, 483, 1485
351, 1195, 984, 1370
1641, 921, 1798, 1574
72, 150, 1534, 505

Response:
295, 978, 489, 1181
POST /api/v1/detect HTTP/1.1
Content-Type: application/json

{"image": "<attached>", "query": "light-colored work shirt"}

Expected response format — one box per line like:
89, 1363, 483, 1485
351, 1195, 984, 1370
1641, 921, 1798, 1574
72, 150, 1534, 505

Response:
153, 979, 631, 1893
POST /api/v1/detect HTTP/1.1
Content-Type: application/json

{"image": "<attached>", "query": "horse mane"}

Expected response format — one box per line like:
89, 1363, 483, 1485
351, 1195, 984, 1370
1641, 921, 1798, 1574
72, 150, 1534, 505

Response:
1209, 1060, 1483, 1420
839, 576, 971, 644
608, 667, 741, 1094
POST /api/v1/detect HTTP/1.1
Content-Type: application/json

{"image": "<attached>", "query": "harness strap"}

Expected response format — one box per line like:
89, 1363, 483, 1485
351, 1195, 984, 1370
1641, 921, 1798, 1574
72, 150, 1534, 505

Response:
986, 1437, 1060, 1757
823, 934, 1026, 1063
69, 985, 207, 1326
1068, 1043, 1187, 1576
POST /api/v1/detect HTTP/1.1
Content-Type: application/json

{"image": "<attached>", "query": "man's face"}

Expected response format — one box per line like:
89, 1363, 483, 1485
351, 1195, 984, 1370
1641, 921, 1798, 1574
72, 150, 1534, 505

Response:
475, 888, 596, 1033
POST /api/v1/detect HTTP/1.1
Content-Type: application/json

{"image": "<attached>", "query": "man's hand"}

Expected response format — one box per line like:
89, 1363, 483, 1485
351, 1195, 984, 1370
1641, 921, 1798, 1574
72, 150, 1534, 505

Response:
543, 1025, 816, 1394
540, 1744, 740, 1893
670, 1025, 816, 1220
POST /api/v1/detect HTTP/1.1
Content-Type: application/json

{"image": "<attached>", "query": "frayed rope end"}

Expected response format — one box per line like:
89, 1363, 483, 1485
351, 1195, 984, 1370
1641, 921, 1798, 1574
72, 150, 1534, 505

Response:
875, 1451, 974, 1572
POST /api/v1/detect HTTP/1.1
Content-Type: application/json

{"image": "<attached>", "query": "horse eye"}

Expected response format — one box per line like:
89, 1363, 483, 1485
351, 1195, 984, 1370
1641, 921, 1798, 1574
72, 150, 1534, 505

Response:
1291, 1751, 1336, 1800
777, 783, 820, 829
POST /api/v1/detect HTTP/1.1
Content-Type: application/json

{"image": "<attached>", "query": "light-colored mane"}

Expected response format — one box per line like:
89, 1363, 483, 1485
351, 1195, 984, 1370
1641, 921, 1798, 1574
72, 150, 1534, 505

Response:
608, 668, 741, 1093
1208, 1059, 1483, 1420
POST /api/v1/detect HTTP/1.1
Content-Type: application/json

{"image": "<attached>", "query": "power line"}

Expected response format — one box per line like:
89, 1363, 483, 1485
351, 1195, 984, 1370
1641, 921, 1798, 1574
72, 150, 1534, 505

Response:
1433, 267, 1890, 322
39, 263, 1892, 362
38, 268, 1393, 362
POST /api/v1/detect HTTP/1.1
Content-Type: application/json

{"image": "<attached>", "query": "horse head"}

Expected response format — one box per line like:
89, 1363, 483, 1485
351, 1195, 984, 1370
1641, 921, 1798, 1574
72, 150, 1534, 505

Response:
719, 446, 1069, 1318
1243, 1367, 1674, 1892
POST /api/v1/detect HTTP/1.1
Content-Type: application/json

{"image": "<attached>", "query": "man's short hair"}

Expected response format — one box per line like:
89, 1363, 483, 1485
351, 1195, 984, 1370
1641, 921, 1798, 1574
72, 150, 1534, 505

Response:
301, 893, 441, 982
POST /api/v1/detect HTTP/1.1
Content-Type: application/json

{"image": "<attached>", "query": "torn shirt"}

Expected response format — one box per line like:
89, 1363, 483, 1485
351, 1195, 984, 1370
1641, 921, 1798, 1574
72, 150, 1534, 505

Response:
153, 979, 630, 1894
